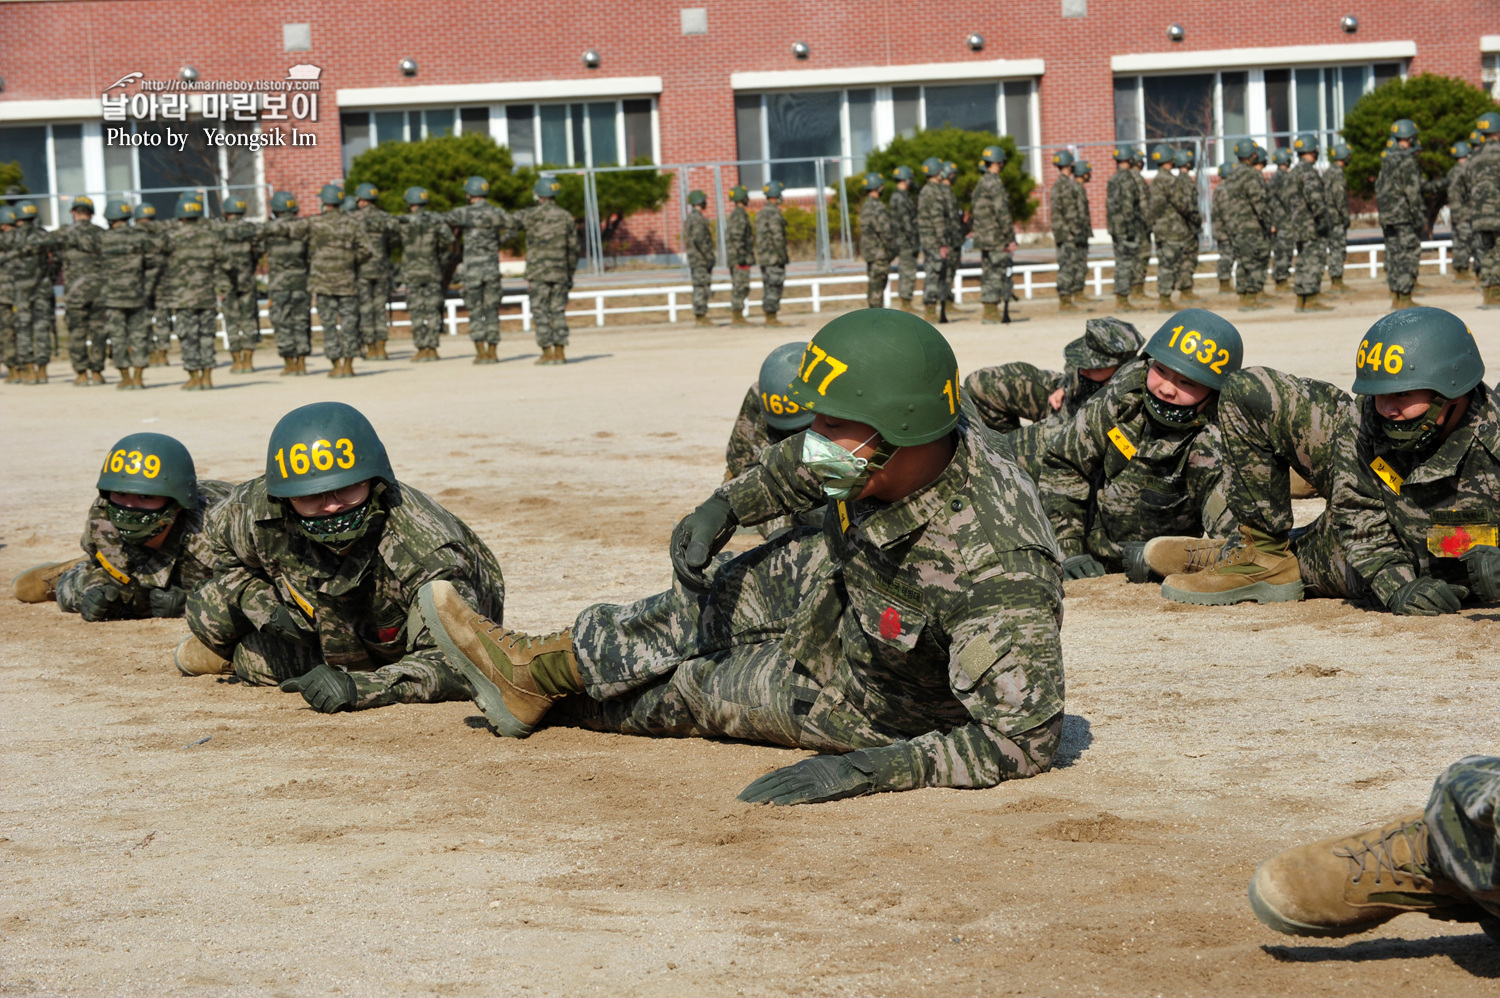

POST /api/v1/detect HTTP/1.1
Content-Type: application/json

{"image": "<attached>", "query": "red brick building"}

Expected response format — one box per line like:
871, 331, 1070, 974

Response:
2, 0, 1497, 231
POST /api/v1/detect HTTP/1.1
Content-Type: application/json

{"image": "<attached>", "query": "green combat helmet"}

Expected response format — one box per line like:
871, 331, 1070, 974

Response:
862, 173, 884, 192
1390, 118, 1419, 141
222, 195, 247, 216
730, 184, 750, 202
175, 197, 204, 220
1173, 149, 1194, 169
463, 176, 490, 198
1330, 142, 1352, 163
759, 341, 817, 432
534, 176, 561, 199
1143, 306, 1244, 421
97, 432, 200, 542
1131, 149, 1146, 167
72, 195, 95, 214
942, 161, 958, 179
981, 145, 1007, 166
892, 165, 915, 181
785, 308, 961, 447
1476, 111, 1500, 140
14, 199, 39, 221
1451, 140, 1471, 159
1217, 162, 1233, 179
1233, 138, 1258, 161
341, 195, 358, 213
687, 189, 707, 206
265, 402, 396, 544
103, 199, 132, 221
0, 206, 14, 225
763, 180, 786, 199
1350, 307, 1485, 452
1273, 148, 1292, 167
1149, 144, 1174, 168
1075, 161, 1093, 179
135, 202, 157, 220
354, 182, 379, 202
1291, 133, 1319, 155
1052, 149, 1075, 169
921, 157, 944, 179
404, 186, 430, 206
1112, 143, 1135, 162
270, 190, 298, 215
319, 183, 343, 205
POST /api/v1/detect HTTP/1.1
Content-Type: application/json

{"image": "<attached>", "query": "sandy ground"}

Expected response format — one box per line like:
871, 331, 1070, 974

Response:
3, 277, 1498, 997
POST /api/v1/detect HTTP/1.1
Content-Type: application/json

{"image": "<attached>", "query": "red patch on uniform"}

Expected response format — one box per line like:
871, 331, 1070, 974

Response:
377, 625, 401, 644
1441, 526, 1473, 558
879, 606, 901, 640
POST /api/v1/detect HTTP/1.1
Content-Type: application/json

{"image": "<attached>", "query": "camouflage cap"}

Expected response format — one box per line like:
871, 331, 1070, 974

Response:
404, 186, 430, 205
763, 180, 786, 198
980, 145, 1007, 165
1065, 317, 1145, 371
354, 182, 379, 201
1291, 133, 1319, 154
687, 189, 707, 206
103, 199, 132, 221
892, 165, 915, 181
270, 190, 298, 214
1112, 143, 1135, 162
1052, 149, 1075, 169
729, 184, 749, 202
534, 175, 561, 199
862, 173, 884, 192
71, 195, 95, 214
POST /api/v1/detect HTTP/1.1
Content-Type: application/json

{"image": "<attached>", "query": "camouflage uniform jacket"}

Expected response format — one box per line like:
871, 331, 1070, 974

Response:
859, 196, 895, 263
725, 205, 754, 266
444, 202, 513, 271
97, 224, 161, 309
196, 476, 506, 674
1447, 159, 1472, 223
916, 182, 948, 255
71, 480, 233, 614
715, 407, 1066, 789
941, 182, 964, 252
43, 218, 102, 301
213, 217, 261, 293
0, 227, 14, 304
1323, 163, 1351, 227
684, 209, 714, 269
1039, 364, 1234, 563
889, 188, 920, 251
1376, 149, 1424, 230
1224, 163, 1274, 239
1265, 168, 1289, 229
1332, 386, 1500, 607
263, 212, 373, 297
354, 205, 402, 280
970, 172, 1014, 252
1470, 143, 1500, 232
1129, 170, 1152, 238
1106, 169, 1144, 243
397, 211, 455, 286
1151, 169, 1198, 242
754, 202, 788, 267
163, 220, 233, 308
1051, 174, 1090, 247
256, 215, 309, 293
1285, 160, 1331, 239
133, 217, 170, 302
516, 201, 578, 283
724, 384, 784, 481
1211, 183, 1234, 243
9, 223, 55, 298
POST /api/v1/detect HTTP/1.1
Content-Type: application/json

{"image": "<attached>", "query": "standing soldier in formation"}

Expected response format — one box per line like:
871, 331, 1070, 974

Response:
47, 196, 105, 386
1285, 134, 1334, 313
353, 183, 400, 361
683, 190, 715, 327
1224, 139, 1275, 312
397, 186, 454, 362
1267, 148, 1294, 294
0, 206, 17, 382
755, 180, 789, 326
1107, 144, 1144, 312
858, 173, 894, 308
162, 197, 230, 391
516, 176, 578, 365
916, 158, 948, 320
1323, 142, 1353, 294
1377, 118, 1425, 310
889, 166, 920, 312
942, 161, 965, 314
8, 201, 54, 383
1149, 145, 1196, 312
1447, 140, 1476, 284
1130, 150, 1153, 301
1474, 112, 1500, 309
1173, 150, 1203, 301
972, 145, 1017, 324
1212, 162, 1235, 295
445, 176, 512, 364
258, 191, 312, 376
132, 202, 172, 366
1050, 151, 1090, 313
724, 185, 754, 326
97, 200, 160, 390
216, 195, 262, 374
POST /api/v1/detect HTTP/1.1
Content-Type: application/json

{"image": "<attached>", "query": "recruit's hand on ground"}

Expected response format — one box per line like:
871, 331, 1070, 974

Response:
1460, 545, 1500, 602
1121, 542, 1151, 583
148, 586, 188, 618
262, 603, 316, 646
737, 752, 876, 806
78, 583, 124, 622
279, 663, 358, 713
1386, 576, 1468, 616
1062, 554, 1107, 580
670, 495, 738, 594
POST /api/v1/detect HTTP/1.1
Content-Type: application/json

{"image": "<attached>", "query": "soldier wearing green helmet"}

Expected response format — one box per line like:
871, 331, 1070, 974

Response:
419, 308, 1068, 807
1264, 147, 1296, 292
515, 175, 578, 363
970, 146, 1016, 321
255, 190, 312, 375
1128, 148, 1154, 300
1169, 151, 1204, 302
130, 201, 174, 366
178, 401, 507, 714
1323, 141, 1354, 294
351, 180, 401, 361
1039, 308, 1241, 582
1377, 117, 1424, 308
859, 173, 895, 308
683, 190, 715, 326
1051, 149, 1091, 312
5, 198, 54, 383
97, 197, 161, 389
725, 184, 754, 324
443, 176, 515, 363
12, 433, 231, 621
723, 341, 823, 537
1153, 307, 1499, 614
1221, 137, 1275, 309
1107, 143, 1146, 311
396, 185, 455, 362
889, 165, 920, 310
1149, 145, 1200, 312
755, 180, 789, 325
35, 195, 106, 387
161, 193, 233, 389
1211, 161, 1236, 294
916, 158, 953, 319
213, 194, 263, 374
0, 204, 18, 381
1285, 133, 1335, 312
1447, 140, 1477, 284
939, 164, 965, 315
1472, 111, 1500, 308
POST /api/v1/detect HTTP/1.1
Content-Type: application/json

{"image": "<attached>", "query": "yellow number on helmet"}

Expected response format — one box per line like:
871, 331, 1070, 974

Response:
289, 443, 310, 475
1384, 344, 1404, 374
311, 439, 334, 471
335, 438, 356, 469
109, 449, 126, 473
143, 454, 161, 478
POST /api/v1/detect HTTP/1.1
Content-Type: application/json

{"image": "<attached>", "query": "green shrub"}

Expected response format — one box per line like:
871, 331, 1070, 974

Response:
1341, 73, 1499, 200
346, 133, 535, 215
850, 128, 1039, 224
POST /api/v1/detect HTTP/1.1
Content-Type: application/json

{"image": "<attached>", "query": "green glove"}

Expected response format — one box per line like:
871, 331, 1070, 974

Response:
1121, 542, 1151, 583
149, 586, 188, 618
1460, 545, 1500, 602
670, 495, 739, 594
263, 602, 316, 646
737, 751, 876, 806
1386, 576, 1468, 616
1062, 554, 1107, 580
279, 663, 358, 713
79, 583, 125, 622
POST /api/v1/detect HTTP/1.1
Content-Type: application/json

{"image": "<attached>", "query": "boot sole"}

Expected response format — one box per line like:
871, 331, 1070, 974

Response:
1160, 579, 1305, 605
418, 584, 535, 738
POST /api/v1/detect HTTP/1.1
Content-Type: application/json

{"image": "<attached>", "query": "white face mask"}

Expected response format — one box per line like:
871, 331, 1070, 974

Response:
801, 430, 885, 501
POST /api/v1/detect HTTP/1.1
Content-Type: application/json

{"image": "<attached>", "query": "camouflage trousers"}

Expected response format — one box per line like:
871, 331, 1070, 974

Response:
1233, 231, 1271, 294
105, 307, 151, 369
1215, 236, 1235, 282
921, 252, 947, 306
1155, 238, 1191, 296
730, 265, 752, 313
1452, 218, 1477, 274
896, 247, 919, 301
1177, 242, 1200, 291
1426, 756, 1500, 919
530, 280, 570, 348
1111, 240, 1138, 295
1056, 244, 1087, 296
406, 282, 445, 350
270, 290, 312, 358
1134, 234, 1153, 290
1382, 224, 1421, 294
1292, 237, 1327, 295
1272, 229, 1294, 282
222, 286, 261, 352
149, 307, 172, 354
690, 264, 712, 317
760, 264, 785, 314
315, 294, 360, 361
173, 308, 218, 370
963, 362, 1053, 436
65, 294, 107, 373
357, 279, 389, 346
979, 250, 1012, 304
1325, 226, 1347, 279
15, 290, 54, 366
865, 259, 891, 308
462, 265, 503, 345
0, 301, 15, 368
1478, 230, 1500, 289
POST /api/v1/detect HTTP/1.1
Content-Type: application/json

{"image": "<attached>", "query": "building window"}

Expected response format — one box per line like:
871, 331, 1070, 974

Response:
1483, 54, 1499, 101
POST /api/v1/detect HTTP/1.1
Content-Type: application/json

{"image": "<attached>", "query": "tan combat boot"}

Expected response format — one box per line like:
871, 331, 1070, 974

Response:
34, 364, 49, 384
1160, 525, 1304, 605
198, 367, 214, 390
1289, 469, 1319, 499
1453, 269, 1472, 285
173, 635, 233, 677
764, 312, 785, 327
115, 368, 132, 390
19, 364, 35, 384
1130, 283, 1148, 302
694, 314, 713, 328
1238, 292, 1272, 312
1178, 286, 1204, 302
1218, 279, 1233, 294
1479, 285, 1500, 310
418, 580, 581, 737
281, 356, 297, 375
473, 341, 486, 365
981, 302, 1002, 324
131, 366, 146, 389
1274, 278, 1290, 295
897, 297, 915, 313
1391, 292, 1417, 311
923, 303, 938, 321
72, 371, 90, 386
1295, 293, 1335, 313
552, 345, 566, 364
1113, 293, 1141, 312
373, 341, 389, 360
1057, 292, 1078, 312
1328, 275, 1352, 295
1157, 290, 1175, 312
1249, 814, 1474, 938
731, 310, 750, 325
534, 346, 554, 365
1143, 535, 1234, 578
181, 369, 200, 390
89, 370, 106, 385
12, 560, 84, 603
3, 365, 17, 384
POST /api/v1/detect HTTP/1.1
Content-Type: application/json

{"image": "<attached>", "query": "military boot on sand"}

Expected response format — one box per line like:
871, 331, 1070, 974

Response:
1329, 276, 1353, 295
281, 356, 297, 375
12, 560, 83, 603
534, 347, 554, 365
72, 371, 90, 386
174, 635, 233, 677
731, 311, 750, 325
1157, 290, 1175, 312
1295, 293, 1335, 313
1249, 814, 1475, 938
898, 297, 916, 313
1238, 292, 1272, 312
981, 302, 1002, 324
181, 370, 201, 390
1275, 278, 1290, 295
1160, 525, 1304, 604
89, 370, 106, 385
923, 303, 938, 321
1113, 293, 1140, 312
1479, 286, 1500, 310
418, 580, 582, 737
198, 367, 214, 390
1143, 535, 1234, 578
764, 312, 786, 328
1057, 292, 1079, 313
1218, 279, 1233, 295
1178, 287, 1204, 302
553, 346, 566, 364
1390, 292, 1417, 311
694, 314, 713, 328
